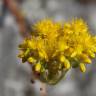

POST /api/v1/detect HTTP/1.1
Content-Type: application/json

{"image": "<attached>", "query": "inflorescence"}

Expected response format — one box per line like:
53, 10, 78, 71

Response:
18, 18, 96, 84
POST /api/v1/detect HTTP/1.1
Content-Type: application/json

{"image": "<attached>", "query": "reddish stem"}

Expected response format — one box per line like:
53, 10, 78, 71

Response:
5, 0, 30, 38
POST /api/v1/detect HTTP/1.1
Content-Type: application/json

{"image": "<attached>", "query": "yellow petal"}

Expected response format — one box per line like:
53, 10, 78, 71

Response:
93, 48, 96, 52
64, 62, 71, 69
24, 49, 30, 56
71, 52, 77, 57
60, 55, 71, 69
59, 55, 71, 69
28, 41, 33, 48
39, 51, 45, 58
28, 57, 36, 63
39, 50, 48, 60
87, 50, 95, 58
35, 63, 41, 72
60, 55, 65, 62
59, 43, 68, 51
80, 54, 92, 64
79, 63, 86, 72
84, 58, 91, 64
18, 51, 24, 58
27, 40, 36, 49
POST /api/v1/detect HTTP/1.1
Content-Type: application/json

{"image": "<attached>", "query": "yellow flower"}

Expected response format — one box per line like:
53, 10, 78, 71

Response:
18, 18, 96, 84
33, 19, 61, 39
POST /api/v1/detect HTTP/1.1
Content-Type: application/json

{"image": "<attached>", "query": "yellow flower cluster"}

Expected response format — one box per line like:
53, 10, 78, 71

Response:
18, 18, 96, 84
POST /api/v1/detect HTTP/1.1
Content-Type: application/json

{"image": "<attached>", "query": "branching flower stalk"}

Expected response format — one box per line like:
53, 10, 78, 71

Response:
18, 18, 96, 86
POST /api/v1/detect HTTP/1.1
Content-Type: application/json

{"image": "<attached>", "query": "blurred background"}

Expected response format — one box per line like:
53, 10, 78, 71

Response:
0, 0, 96, 96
